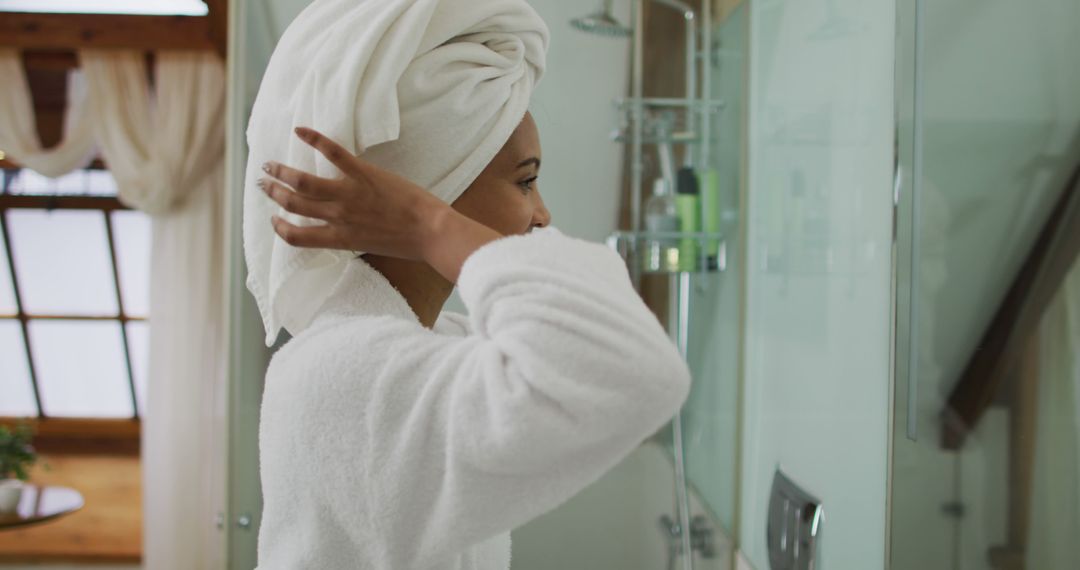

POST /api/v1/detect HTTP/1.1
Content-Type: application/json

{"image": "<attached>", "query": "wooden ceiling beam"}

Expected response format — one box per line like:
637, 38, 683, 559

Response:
0, 158, 106, 171
943, 156, 1080, 450
0, 12, 214, 51
714, 0, 745, 24
203, 0, 229, 59
21, 49, 79, 70
1, 50, 154, 171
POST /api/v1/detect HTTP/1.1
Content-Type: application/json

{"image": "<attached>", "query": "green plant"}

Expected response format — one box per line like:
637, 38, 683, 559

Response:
0, 424, 37, 481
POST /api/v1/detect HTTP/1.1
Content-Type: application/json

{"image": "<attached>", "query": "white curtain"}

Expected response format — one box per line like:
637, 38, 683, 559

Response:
140, 158, 227, 570
80, 51, 226, 215
0, 50, 227, 569
0, 50, 96, 176
1027, 259, 1080, 569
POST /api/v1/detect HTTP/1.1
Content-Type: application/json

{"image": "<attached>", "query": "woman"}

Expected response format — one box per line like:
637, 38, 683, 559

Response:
245, 1, 690, 569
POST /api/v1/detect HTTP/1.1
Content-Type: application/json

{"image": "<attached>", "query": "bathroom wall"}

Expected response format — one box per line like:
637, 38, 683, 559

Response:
524, 0, 629, 243
512, 442, 732, 570
738, 0, 896, 568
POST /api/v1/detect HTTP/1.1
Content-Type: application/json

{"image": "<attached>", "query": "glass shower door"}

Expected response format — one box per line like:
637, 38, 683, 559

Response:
678, 0, 747, 547
890, 0, 1080, 568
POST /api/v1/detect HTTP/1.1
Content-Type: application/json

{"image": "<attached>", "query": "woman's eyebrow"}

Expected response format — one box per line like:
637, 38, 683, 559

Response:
516, 157, 541, 170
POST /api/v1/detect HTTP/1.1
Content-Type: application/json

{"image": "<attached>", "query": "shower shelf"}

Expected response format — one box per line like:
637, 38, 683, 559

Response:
610, 131, 700, 144
611, 98, 725, 145
614, 97, 726, 109
607, 230, 727, 274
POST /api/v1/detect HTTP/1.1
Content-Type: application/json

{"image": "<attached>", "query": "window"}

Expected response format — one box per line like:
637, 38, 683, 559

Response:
0, 168, 150, 419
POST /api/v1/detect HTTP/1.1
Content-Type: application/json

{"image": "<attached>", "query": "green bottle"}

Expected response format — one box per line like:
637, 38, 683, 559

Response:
675, 167, 700, 272
697, 168, 721, 270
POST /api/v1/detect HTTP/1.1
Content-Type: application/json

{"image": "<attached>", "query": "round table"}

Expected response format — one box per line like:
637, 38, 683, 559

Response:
0, 485, 84, 530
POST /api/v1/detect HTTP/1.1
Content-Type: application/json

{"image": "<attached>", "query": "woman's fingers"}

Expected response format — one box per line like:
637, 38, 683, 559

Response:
294, 127, 365, 179
259, 178, 342, 221
271, 216, 343, 249
261, 160, 338, 200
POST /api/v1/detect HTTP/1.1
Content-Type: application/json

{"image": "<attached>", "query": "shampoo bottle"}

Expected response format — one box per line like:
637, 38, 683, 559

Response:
676, 167, 700, 272
698, 168, 721, 270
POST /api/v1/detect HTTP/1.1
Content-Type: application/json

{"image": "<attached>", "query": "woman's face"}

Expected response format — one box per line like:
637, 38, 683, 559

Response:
451, 112, 551, 236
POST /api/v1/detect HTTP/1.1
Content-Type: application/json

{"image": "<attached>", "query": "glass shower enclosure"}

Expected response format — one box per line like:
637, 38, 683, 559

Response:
595, 1, 747, 568
890, 0, 1080, 568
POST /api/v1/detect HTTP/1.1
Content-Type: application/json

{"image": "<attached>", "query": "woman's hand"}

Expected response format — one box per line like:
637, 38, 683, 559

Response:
260, 127, 502, 282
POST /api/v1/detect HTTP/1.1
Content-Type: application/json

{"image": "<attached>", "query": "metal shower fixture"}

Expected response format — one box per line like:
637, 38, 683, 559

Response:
570, 0, 633, 38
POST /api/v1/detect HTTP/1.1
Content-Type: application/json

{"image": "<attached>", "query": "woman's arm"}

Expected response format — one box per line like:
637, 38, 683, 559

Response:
259, 126, 501, 282
291, 229, 693, 567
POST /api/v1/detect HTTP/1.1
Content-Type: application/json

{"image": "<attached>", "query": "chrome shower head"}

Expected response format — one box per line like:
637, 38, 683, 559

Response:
570, 0, 632, 38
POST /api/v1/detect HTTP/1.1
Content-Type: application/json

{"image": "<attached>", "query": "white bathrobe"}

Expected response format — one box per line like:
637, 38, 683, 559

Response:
256, 228, 691, 569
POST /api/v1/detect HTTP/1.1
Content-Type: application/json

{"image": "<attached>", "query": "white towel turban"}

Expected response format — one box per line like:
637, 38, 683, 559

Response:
243, 0, 549, 345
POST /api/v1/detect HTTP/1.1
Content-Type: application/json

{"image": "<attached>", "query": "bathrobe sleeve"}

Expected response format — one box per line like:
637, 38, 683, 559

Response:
355, 227, 692, 566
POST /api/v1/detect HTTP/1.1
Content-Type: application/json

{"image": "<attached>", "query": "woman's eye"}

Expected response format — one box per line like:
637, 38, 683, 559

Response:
517, 176, 538, 192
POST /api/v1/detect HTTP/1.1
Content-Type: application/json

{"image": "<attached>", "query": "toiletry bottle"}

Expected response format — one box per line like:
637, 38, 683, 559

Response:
676, 167, 700, 272
698, 168, 721, 270
644, 178, 680, 272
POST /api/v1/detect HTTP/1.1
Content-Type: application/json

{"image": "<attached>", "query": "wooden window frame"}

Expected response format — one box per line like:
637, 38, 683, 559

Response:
0, 5, 229, 461
0, 417, 139, 456
1, 170, 147, 426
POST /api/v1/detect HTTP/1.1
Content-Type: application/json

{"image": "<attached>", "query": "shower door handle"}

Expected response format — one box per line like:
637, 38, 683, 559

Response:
906, 0, 927, 442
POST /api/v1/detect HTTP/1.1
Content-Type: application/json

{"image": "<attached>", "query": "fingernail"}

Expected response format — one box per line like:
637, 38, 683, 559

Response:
294, 127, 310, 140
261, 162, 272, 174
256, 178, 268, 193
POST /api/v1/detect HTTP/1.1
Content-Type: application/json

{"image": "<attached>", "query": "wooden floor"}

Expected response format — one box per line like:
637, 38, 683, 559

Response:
0, 455, 141, 564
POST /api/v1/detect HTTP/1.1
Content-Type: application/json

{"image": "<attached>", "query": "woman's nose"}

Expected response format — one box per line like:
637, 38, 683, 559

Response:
531, 191, 552, 228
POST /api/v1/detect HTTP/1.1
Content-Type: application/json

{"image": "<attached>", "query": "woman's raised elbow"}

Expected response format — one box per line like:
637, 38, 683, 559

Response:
658, 356, 692, 414
621, 345, 692, 420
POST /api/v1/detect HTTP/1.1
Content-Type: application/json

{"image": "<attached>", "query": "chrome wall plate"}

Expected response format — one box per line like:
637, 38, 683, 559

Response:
767, 469, 824, 570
